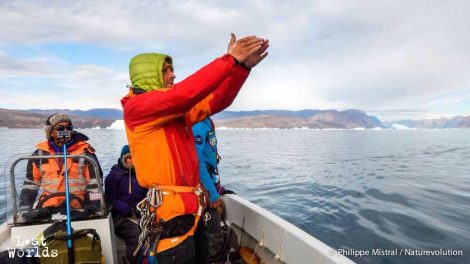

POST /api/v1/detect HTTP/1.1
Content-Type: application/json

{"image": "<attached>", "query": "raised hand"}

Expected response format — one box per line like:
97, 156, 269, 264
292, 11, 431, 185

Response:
227, 33, 236, 54
228, 33, 263, 64
243, 38, 269, 69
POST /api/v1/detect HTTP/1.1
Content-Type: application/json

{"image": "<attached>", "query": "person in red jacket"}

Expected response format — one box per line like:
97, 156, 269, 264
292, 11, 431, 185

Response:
122, 34, 268, 263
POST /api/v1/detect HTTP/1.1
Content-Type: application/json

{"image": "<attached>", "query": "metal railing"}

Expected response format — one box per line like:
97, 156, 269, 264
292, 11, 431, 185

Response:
9, 154, 107, 224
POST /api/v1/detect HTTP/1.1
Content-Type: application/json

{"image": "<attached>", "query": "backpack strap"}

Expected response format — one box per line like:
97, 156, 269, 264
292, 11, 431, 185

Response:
46, 229, 101, 249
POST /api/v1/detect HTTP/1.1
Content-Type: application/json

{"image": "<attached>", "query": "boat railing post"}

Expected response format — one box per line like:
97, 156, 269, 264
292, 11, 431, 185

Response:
77, 154, 107, 215
9, 158, 22, 222
8, 154, 107, 224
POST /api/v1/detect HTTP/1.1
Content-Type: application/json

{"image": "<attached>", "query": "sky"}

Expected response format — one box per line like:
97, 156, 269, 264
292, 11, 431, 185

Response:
0, 0, 469, 121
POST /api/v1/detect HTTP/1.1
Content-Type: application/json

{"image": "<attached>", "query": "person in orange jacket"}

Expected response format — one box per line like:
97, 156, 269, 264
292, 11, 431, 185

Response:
122, 34, 269, 263
19, 113, 103, 221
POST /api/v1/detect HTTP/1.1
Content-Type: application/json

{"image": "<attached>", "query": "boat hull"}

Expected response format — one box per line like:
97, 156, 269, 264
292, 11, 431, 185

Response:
222, 194, 355, 264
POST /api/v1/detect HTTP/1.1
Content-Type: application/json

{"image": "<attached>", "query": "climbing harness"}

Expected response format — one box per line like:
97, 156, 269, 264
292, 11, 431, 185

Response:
133, 185, 205, 257
133, 188, 163, 256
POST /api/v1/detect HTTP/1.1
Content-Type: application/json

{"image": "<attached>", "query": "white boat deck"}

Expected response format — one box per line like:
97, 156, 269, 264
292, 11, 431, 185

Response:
0, 195, 355, 264
0, 215, 119, 263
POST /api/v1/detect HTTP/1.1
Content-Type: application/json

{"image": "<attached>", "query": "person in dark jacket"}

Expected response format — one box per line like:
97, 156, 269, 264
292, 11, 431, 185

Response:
105, 145, 147, 264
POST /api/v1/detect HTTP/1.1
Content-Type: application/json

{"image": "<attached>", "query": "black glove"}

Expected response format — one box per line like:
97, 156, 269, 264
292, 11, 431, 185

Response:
84, 201, 100, 215
222, 189, 236, 195
22, 207, 52, 222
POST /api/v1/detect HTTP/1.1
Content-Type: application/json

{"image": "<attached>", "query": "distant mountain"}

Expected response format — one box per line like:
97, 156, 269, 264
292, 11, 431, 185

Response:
458, 116, 470, 128
386, 116, 470, 129
1, 108, 385, 129
0, 108, 115, 128
213, 109, 321, 120
26, 108, 123, 120
213, 109, 385, 129
4, 107, 469, 129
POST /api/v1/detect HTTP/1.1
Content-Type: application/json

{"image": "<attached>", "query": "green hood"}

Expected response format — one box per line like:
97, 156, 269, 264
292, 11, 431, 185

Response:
129, 53, 173, 91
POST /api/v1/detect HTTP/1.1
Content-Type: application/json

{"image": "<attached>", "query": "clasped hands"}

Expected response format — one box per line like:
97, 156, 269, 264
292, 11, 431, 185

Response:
228, 33, 269, 69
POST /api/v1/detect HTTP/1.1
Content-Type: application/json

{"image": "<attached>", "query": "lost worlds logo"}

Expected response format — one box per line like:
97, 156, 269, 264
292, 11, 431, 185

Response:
8, 236, 58, 258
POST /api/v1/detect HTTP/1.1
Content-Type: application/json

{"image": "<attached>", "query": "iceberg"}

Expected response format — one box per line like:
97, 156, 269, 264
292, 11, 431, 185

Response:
391, 123, 412, 130
107, 120, 125, 130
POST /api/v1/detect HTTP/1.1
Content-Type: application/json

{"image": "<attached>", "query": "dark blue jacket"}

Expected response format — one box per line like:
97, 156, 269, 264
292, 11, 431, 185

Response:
104, 159, 147, 217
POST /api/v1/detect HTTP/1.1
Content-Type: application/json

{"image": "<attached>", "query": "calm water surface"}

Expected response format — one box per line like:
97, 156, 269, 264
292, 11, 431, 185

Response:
0, 129, 469, 264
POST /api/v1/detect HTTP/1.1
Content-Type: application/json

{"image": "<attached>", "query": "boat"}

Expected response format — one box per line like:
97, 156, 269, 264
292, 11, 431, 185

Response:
221, 194, 354, 264
0, 154, 355, 264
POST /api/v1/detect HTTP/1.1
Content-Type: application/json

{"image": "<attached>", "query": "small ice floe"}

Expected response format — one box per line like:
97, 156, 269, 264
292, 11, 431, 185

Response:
391, 124, 412, 130
107, 120, 125, 129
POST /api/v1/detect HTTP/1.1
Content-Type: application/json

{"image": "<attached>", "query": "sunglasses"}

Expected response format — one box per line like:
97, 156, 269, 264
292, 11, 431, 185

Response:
54, 124, 74, 131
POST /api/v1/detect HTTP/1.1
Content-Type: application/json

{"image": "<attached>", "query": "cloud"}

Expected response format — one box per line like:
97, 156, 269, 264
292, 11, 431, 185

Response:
0, 52, 128, 110
71, 64, 117, 81
0, 50, 54, 77
0, 0, 469, 120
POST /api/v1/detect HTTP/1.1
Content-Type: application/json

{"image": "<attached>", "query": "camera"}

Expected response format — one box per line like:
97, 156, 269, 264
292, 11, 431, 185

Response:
57, 130, 71, 138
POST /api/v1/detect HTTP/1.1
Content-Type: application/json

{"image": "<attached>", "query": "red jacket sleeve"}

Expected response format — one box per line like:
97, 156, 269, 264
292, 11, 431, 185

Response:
122, 54, 237, 129
209, 65, 249, 114
185, 65, 250, 125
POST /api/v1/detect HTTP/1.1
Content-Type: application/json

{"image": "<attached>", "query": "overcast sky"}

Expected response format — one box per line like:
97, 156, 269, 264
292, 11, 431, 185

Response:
1, 0, 469, 121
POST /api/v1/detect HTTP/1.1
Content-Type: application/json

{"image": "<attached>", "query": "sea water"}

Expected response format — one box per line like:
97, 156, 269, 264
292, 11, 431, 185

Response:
0, 129, 469, 264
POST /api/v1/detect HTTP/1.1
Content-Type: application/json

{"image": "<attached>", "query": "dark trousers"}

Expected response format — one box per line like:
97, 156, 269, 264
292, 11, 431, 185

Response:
157, 235, 196, 264
194, 208, 223, 264
113, 214, 141, 263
